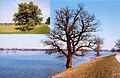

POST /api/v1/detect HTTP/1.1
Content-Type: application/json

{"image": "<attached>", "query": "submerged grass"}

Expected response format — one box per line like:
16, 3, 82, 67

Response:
52, 55, 120, 78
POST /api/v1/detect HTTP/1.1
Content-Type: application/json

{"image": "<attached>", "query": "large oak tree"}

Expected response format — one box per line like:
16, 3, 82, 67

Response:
13, 2, 43, 32
45, 4, 99, 69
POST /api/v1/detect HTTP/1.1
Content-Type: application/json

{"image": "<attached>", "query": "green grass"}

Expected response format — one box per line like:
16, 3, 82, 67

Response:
0, 24, 50, 34
52, 55, 120, 78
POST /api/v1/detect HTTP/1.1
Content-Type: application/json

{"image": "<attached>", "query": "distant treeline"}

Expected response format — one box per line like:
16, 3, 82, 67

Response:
0, 48, 53, 51
0, 23, 46, 26
0, 23, 15, 26
0, 48, 112, 52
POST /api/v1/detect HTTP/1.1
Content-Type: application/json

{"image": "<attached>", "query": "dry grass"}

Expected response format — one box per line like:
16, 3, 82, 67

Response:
52, 55, 120, 78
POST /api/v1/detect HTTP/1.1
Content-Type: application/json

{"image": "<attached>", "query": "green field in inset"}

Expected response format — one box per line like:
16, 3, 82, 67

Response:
0, 24, 50, 34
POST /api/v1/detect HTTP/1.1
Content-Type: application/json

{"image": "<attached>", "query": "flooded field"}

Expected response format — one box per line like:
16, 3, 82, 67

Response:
0, 51, 119, 78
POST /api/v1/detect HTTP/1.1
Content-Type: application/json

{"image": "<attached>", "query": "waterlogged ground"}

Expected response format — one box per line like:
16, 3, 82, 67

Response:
0, 51, 119, 78
0, 51, 65, 78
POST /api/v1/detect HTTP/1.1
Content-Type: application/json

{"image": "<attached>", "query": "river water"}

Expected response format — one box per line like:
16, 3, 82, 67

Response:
0, 51, 119, 78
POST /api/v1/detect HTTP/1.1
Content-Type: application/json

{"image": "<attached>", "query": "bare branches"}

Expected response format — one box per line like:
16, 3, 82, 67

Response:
51, 30, 67, 42
46, 3, 99, 54
75, 37, 95, 51
73, 12, 99, 44
45, 40, 68, 57
92, 36, 104, 56
45, 3, 100, 68
113, 37, 120, 52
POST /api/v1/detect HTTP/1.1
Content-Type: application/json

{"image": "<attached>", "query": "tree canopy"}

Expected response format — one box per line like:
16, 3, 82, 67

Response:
45, 4, 99, 69
13, 2, 43, 32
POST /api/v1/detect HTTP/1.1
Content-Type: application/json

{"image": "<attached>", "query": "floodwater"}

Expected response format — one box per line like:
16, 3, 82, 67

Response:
0, 51, 119, 78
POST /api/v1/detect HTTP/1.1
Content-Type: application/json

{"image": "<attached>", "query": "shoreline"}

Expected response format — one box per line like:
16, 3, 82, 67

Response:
0, 48, 54, 51
0, 48, 112, 52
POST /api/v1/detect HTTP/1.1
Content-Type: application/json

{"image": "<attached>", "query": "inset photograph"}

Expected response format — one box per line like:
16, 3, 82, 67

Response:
0, 0, 50, 34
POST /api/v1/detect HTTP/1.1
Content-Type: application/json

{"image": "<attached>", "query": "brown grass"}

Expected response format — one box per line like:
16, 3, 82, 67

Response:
52, 55, 120, 78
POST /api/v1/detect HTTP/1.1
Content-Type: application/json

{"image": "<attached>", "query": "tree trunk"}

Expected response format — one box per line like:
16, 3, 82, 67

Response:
96, 42, 101, 56
25, 27, 28, 32
66, 54, 72, 69
96, 44, 100, 56
65, 23, 73, 69
97, 51, 100, 56
24, 25, 29, 32
25, 29, 28, 32
66, 34, 72, 69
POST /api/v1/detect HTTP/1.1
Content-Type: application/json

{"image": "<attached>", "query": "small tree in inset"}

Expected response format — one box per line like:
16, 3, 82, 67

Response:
13, 2, 43, 32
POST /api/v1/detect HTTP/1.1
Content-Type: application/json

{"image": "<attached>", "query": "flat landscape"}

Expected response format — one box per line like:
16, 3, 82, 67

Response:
0, 24, 50, 34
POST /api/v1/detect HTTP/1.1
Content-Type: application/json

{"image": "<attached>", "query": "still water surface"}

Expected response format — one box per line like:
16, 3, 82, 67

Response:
0, 51, 119, 78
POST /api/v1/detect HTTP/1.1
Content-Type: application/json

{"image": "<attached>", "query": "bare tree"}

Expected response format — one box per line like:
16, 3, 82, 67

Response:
111, 48, 116, 52
114, 38, 120, 52
93, 37, 103, 56
45, 4, 99, 69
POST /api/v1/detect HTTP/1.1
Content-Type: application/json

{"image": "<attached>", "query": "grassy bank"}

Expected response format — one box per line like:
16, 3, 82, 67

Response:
52, 55, 120, 78
0, 24, 50, 34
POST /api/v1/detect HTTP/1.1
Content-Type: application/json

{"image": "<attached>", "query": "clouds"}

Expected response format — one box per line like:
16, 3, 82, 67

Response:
0, 0, 50, 23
